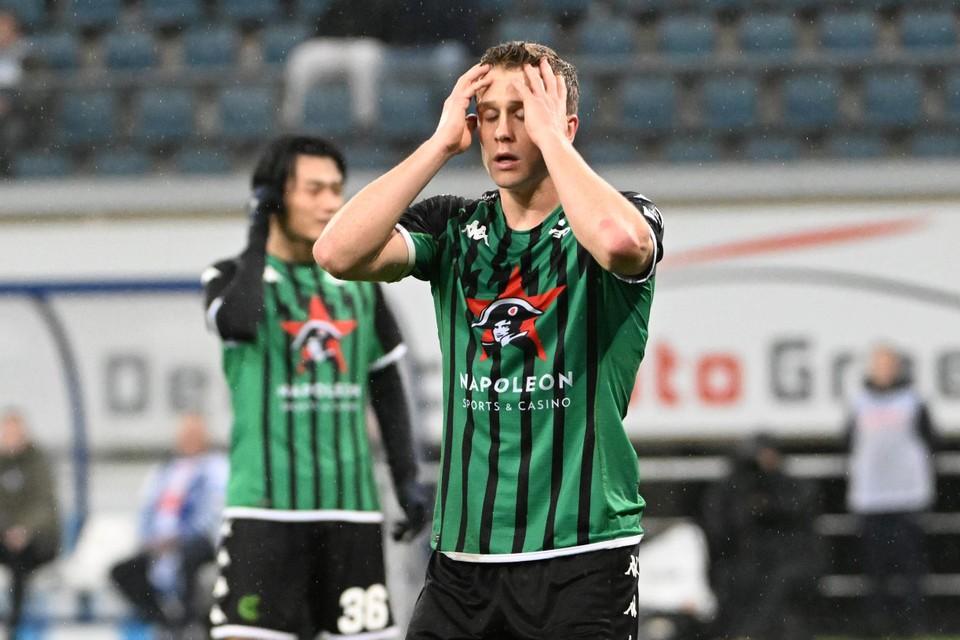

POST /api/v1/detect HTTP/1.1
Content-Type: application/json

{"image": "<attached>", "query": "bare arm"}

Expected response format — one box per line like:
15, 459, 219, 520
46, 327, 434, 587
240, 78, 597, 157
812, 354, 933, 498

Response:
314, 63, 493, 281
515, 60, 656, 276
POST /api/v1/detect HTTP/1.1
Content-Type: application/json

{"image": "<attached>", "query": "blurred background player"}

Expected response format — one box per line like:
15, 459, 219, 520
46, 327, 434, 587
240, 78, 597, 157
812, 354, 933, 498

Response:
202, 135, 430, 640
0, 409, 59, 640
315, 42, 664, 639
109, 413, 227, 635
845, 344, 940, 637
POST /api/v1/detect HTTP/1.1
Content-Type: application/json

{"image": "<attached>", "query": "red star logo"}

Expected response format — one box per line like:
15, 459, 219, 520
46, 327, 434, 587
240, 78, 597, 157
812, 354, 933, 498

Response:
281, 296, 357, 373
466, 267, 565, 360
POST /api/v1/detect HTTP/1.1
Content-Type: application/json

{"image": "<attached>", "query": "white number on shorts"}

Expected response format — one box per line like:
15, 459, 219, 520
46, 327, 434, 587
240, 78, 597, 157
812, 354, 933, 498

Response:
337, 584, 390, 634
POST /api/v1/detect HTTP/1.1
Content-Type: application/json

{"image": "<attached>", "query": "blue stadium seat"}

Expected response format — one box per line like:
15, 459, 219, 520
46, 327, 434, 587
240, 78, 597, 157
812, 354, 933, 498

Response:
697, 0, 750, 12
659, 15, 717, 58
702, 76, 758, 131
302, 84, 354, 138
496, 16, 560, 48
613, 0, 667, 13
142, 0, 202, 29
59, 90, 116, 146
175, 147, 232, 174
27, 32, 79, 70
826, 133, 888, 158
134, 88, 195, 145
65, 0, 121, 30
576, 78, 600, 120
739, 14, 797, 58
345, 144, 401, 171
262, 23, 311, 65
576, 15, 636, 56
182, 25, 239, 69
909, 132, 960, 158
12, 151, 71, 178
620, 77, 677, 133
92, 149, 152, 176
103, 31, 158, 71
297, 0, 332, 20
1, 0, 46, 27
217, 0, 280, 23
862, 70, 923, 128
581, 140, 640, 165
379, 81, 436, 140
782, 72, 840, 131
744, 135, 801, 162
819, 11, 878, 54
900, 10, 957, 52
664, 137, 720, 163
946, 70, 960, 124
219, 87, 276, 143
541, 0, 590, 17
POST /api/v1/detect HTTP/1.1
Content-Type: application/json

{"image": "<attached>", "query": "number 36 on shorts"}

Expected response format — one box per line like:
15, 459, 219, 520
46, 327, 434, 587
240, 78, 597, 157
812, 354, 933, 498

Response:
337, 584, 390, 634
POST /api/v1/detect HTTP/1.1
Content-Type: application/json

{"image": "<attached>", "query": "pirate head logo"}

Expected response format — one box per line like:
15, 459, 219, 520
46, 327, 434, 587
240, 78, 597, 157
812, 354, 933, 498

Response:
466, 267, 565, 360
281, 296, 357, 373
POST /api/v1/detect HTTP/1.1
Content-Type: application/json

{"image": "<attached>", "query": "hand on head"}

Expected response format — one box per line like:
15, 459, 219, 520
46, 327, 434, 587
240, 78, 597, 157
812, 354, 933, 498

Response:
511, 58, 575, 148
431, 63, 492, 156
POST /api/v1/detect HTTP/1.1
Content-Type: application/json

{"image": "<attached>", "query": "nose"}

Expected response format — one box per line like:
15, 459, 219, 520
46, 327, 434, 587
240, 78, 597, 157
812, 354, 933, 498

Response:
494, 113, 514, 142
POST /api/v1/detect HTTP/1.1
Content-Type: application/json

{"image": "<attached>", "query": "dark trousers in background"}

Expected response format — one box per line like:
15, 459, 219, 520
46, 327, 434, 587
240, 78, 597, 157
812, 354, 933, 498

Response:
860, 512, 928, 637
0, 539, 58, 638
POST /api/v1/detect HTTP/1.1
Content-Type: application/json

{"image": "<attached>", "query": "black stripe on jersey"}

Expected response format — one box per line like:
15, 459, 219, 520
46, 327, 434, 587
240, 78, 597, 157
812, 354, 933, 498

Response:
271, 278, 299, 510
543, 234, 570, 550
576, 245, 589, 277
577, 261, 599, 545
437, 259, 459, 548
309, 267, 328, 509
260, 287, 275, 507
339, 284, 364, 509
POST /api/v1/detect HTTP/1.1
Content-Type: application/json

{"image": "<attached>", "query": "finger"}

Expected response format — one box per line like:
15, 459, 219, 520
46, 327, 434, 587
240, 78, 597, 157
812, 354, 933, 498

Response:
466, 75, 494, 98
456, 63, 491, 90
558, 75, 568, 112
539, 58, 558, 97
523, 63, 546, 96
511, 79, 532, 103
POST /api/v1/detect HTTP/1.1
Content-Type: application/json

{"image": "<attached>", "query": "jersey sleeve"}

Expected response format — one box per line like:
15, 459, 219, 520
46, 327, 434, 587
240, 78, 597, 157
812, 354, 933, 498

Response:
367, 284, 408, 372
611, 191, 665, 285
201, 258, 238, 334
395, 195, 462, 282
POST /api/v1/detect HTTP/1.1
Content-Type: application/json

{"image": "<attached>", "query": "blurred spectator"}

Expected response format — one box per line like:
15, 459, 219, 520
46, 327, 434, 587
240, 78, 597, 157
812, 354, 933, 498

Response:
0, 10, 25, 176
845, 344, 938, 637
110, 414, 227, 633
701, 433, 823, 640
0, 409, 59, 639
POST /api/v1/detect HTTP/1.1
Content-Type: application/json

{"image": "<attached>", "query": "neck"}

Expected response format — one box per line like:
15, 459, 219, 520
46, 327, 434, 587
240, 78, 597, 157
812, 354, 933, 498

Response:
498, 177, 560, 231
267, 221, 317, 264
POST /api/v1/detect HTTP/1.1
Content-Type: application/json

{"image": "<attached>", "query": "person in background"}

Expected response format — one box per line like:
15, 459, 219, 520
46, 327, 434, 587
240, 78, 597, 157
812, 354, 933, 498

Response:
110, 413, 227, 634
0, 409, 59, 639
701, 433, 822, 640
845, 343, 939, 637
0, 10, 25, 176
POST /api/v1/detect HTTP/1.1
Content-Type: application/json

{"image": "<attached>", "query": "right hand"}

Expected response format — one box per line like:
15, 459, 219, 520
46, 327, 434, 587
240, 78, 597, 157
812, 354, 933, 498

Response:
430, 63, 492, 156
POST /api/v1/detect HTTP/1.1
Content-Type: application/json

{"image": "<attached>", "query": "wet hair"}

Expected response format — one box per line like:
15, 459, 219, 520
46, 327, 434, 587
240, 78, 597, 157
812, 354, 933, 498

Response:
251, 135, 347, 192
479, 41, 580, 115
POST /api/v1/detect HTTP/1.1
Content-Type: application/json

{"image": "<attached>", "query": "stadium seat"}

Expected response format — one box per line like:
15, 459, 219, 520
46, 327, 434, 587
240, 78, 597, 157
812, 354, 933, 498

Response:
909, 132, 960, 158
697, 0, 750, 12
261, 23, 312, 65
27, 32, 79, 70
576, 15, 636, 56
217, 0, 280, 24
297, 0, 332, 20
378, 81, 437, 140
782, 72, 840, 131
91, 149, 152, 176
862, 70, 923, 128
899, 10, 958, 52
103, 31, 158, 72
345, 144, 401, 171
58, 90, 116, 146
12, 151, 71, 178
826, 133, 888, 158
496, 16, 560, 48
581, 140, 641, 165
819, 11, 878, 54
65, 0, 121, 30
659, 14, 717, 59
701, 76, 758, 131
946, 70, 960, 124
174, 147, 232, 174
1, 0, 46, 27
738, 13, 798, 58
541, 0, 591, 17
182, 25, 240, 69
142, 0, 202, 29
134, 88, 195, 146
302, 84, 354, 138
218, 87, 276, 144
664, 137, 720, 163
744, 134, 801, 162
620, 77, 677, 133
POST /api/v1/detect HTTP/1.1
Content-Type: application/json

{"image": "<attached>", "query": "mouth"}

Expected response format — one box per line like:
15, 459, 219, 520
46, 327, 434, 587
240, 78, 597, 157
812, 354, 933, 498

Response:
492, 152, 519, 170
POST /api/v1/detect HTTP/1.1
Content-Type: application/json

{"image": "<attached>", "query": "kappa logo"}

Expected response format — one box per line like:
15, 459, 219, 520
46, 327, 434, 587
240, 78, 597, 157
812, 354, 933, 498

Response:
281, 296, 357, 373
624, 553, 640, 578
549, 219, 571, 239
462, 220, 489, 246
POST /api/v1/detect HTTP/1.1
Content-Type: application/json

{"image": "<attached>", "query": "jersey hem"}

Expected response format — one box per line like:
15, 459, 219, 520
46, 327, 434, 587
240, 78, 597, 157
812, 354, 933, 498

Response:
393, 224, 416, 280
324, 626, 401, 639
212, 625, 296, 640
438, 534, 643, 563
223, 507, 384, 523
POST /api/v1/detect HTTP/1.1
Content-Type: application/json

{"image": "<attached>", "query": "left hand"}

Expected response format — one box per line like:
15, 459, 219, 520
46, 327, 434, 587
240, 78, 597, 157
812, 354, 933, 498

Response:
392, 480, 432, 543
512, 58, 571, 149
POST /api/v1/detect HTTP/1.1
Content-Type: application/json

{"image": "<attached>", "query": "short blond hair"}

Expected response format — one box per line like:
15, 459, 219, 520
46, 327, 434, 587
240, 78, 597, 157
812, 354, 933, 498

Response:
479, 41, 580, 115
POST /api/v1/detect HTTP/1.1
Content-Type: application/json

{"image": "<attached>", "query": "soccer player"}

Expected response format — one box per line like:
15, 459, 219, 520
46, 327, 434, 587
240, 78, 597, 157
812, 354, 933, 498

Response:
314, 42, 665, 638
203, 135, 430, 640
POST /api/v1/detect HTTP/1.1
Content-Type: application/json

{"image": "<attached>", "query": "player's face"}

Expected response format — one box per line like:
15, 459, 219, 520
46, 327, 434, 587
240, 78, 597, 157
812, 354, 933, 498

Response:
476, 66, 548, 192
868, 347, 901, 388
283, 155, 344, 243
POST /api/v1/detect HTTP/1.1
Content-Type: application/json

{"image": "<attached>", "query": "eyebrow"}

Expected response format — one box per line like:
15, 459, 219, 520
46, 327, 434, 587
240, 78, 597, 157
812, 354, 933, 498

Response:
476, 100, 524, 111
303, 179, 342, 188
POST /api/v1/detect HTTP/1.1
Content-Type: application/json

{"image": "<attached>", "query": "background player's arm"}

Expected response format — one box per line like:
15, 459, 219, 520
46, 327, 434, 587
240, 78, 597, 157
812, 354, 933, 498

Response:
314, 64, 492, 282
516, 60, 657, 277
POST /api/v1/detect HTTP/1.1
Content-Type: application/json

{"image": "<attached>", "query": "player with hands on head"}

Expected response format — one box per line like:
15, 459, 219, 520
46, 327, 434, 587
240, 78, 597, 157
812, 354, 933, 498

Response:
203, 135, 430, 640
315, 42, 664, 640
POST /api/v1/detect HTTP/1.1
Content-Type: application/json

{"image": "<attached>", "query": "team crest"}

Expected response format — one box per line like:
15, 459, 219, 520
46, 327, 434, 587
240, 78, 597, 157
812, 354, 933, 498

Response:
281, 296, 357, 373
466, 267, 564, 360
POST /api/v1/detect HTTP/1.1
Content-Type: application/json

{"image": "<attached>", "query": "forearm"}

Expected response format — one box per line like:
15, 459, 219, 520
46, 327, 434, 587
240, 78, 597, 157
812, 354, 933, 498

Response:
314, 138, 451, 278
539, 136, 654, 274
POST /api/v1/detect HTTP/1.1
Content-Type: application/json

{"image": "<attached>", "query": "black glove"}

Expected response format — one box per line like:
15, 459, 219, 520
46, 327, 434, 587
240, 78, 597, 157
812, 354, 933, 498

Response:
392, 479, 432, 542
248, 183, 284, 224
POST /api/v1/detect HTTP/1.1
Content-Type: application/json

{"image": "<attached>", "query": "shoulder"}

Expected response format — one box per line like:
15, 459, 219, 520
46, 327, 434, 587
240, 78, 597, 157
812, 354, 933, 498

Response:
201, 257, 238, 285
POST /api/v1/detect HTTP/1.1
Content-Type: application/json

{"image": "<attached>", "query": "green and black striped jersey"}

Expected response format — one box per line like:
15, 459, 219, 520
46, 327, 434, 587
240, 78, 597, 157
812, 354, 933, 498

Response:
203, 255, 405, 518
396, 190, 664, 560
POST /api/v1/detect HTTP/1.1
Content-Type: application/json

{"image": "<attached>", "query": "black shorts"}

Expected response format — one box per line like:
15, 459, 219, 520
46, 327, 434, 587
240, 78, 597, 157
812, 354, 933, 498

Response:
405, 543, 641, 640
210, 517, 399, 639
